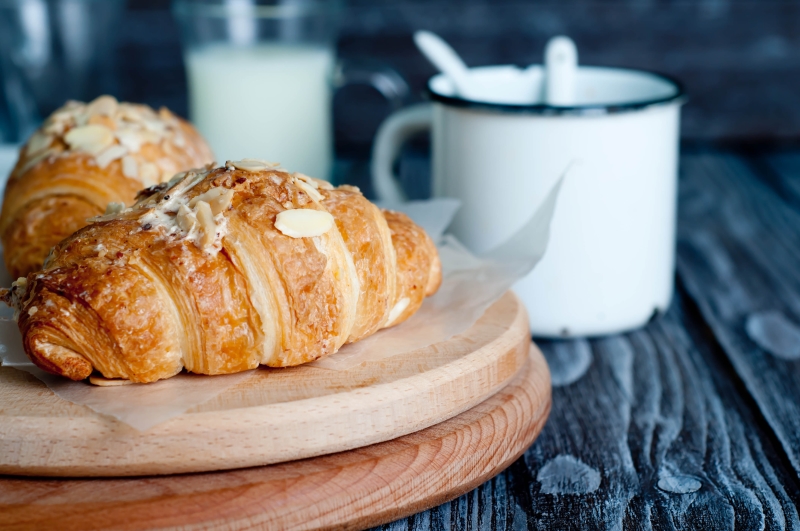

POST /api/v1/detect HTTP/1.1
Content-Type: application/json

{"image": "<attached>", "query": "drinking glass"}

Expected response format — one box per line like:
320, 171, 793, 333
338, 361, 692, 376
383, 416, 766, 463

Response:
0, 0, 123, 143
173, 0, 407, 181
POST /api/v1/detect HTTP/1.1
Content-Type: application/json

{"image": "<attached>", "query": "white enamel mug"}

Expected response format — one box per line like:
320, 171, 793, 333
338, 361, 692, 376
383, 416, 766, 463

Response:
371, 63, 685, 337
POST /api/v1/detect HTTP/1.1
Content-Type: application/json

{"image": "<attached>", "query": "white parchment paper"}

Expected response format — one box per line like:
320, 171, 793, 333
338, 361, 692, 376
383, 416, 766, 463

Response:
312, 179, 562, 369
0, 181, 561, 431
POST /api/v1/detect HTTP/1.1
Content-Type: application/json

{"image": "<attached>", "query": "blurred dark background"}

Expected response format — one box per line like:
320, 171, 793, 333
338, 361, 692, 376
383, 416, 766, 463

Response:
119, 0, 800, 156
2, 0, 798, 194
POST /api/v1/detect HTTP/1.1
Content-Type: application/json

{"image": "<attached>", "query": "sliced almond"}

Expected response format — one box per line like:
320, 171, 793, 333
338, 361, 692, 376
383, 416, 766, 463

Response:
176, 204, 197, 232
88, 114, 118, 131
86, 95, 119, 117
158, 107, 181, 130
121, 155, 138, 179
385, 297, 410, 327
293, 172, 319, 189
89, 375, 134, 387
138, 129, 162, 146
294, 177, 324, 203
158, 107, 174, 121
195, 200, 216, 249
26, 131, 53, 156
173, 133, 186, 148
139, 162, 160, 187
228, 159, 278, 172
167, 171, 188, 188
247, 157, 279, 166
294, 173, 333, 193
104, 201, 126, 215
134, 103, 155, 117
12, 277, 28, 292
142, 118, 167, 135
115, 128, 145, 153
96, 145, 128, 169
274, 209, 334, 238
167, 170, 206, 199
64, 124, 114, 155
74, 113, 90, 127
189, 187, 234, 215
48, 107, 78, 125
118, 105, 145, 123
42, 119, 66, 135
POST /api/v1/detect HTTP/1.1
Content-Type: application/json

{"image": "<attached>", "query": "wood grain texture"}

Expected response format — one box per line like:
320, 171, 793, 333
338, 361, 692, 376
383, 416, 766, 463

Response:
370, 291, 800, 531
0, 292, 530, 477
364, 151, 800, 530
763, 152, 800, 208
4, 148, 800, 530
676, 152, 800, 476
0, 346, 550, 531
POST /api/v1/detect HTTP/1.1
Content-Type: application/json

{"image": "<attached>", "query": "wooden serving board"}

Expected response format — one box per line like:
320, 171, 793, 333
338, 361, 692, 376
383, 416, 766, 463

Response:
0, 346, 550, 531
0, 292, 535, 477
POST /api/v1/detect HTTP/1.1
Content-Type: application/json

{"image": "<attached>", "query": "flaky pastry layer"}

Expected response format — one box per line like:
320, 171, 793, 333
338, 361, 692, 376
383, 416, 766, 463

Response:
6, 163, 441, 383
0, 96, 213, 278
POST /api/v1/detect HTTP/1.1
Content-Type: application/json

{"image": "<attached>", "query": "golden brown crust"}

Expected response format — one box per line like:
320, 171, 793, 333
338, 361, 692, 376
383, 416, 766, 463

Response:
11, 164, 440, 383
2, 194, 101, 279
21, 250, 181, 382
223, 170, 357, 366
321, 186, 396, 343
382, 210, 441, 327
0, 98, 213, 278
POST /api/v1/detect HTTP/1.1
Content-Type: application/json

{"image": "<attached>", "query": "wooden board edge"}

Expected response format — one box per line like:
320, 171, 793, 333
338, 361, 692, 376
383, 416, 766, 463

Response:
0, 294, 532, 477
342, 348, 552, 531
0, 345, 551, 531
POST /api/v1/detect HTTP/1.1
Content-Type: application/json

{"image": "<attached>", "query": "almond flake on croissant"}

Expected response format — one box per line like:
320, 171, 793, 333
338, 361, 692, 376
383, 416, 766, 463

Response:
3, 162, 441, 383
0, 96, 214, 279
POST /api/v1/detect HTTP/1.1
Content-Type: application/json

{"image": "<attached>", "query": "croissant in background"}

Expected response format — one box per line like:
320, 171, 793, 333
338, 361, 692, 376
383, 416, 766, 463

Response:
0, 96, 213, 278
4, 160, 441, 384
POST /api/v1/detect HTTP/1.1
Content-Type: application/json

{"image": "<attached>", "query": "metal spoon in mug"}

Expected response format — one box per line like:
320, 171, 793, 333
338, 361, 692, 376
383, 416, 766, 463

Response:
521, 35, 579, 105
543, 36, 578, 106
413, 30, 478, 99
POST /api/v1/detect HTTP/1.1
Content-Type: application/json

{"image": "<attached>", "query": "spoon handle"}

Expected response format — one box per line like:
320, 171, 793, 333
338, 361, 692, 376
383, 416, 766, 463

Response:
545, 36, 578, 106
414, 30, 473, 98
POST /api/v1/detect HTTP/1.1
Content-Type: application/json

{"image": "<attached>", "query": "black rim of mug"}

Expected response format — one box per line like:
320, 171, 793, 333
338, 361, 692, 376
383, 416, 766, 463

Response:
425, 66, 687, 115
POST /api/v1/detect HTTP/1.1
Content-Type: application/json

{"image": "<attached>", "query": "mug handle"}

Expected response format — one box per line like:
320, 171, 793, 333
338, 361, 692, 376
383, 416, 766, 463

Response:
333, 60, 410, 112
370, 103, 432, 202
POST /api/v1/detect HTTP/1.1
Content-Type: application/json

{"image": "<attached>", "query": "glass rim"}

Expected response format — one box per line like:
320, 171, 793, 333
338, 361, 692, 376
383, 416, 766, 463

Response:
172, 0, 336, 19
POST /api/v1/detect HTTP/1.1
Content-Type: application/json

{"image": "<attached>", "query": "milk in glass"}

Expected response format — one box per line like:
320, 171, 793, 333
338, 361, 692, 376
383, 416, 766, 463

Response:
185, 44, 335, 180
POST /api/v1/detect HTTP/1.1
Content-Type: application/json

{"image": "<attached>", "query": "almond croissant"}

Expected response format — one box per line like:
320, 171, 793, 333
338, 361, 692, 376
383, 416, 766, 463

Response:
3, 160, 441, 383
0, 96, 213, 279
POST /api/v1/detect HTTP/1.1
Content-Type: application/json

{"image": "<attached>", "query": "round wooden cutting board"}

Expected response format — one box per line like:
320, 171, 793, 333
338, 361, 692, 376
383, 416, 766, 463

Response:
0, 292, 541, 477
0, 346, 550, 531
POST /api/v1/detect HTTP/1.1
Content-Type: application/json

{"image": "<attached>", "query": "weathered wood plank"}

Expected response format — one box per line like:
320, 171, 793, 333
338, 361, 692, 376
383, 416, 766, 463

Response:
677, 152, 800, 476
762, 152, 800, 207
373, 291, 800, 530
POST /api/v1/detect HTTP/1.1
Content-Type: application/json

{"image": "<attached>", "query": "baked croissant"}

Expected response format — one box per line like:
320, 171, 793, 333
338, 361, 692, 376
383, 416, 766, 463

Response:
0, 96, 213, 278
4, 160, 441, 383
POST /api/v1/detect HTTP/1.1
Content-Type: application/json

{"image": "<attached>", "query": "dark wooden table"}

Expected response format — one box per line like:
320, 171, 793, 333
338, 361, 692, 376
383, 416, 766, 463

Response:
364, 149, 800, 530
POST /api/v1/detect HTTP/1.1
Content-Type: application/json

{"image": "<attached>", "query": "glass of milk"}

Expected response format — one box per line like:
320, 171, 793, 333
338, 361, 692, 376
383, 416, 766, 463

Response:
173, 0, 406, 181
